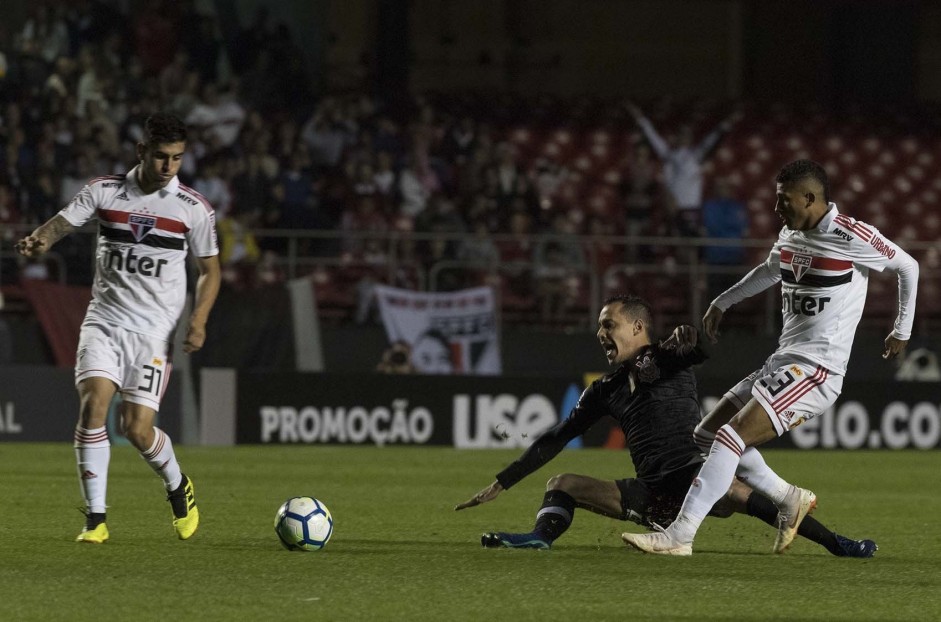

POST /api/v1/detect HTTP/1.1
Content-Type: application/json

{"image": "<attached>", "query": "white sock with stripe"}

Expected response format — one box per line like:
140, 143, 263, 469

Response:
140, 428, 183, 491
668, 424, 746, 543
735, 447, 791, 506
75, 426, 111, 514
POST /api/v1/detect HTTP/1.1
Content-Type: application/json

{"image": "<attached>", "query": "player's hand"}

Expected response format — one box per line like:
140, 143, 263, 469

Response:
661, 324, 698, 355
883, 335, 909, 360
702, 305, 724, 344
183, 321, 207, 353
454, 481, 503, 511
15, 235, 50, 258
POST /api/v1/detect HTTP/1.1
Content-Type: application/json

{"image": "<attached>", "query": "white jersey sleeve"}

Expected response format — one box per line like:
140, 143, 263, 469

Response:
59, 176, 115, 226
834, 214, 919, 340
711, 229, 785, 311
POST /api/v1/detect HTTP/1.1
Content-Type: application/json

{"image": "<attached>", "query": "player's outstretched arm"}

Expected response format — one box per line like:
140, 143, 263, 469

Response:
702, 304, 724, 344
455, 480, 504, 511
15, 215, 75, 257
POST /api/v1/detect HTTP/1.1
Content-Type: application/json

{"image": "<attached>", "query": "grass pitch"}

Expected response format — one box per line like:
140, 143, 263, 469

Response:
0, 444, 938, 621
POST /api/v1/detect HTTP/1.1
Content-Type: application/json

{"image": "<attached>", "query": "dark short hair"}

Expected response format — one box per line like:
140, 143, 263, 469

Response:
143, 112, 187, 146
775, 159, 830, 203
602, 294, 653, 329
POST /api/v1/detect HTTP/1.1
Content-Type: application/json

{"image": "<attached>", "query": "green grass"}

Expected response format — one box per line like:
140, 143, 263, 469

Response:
1, 445, 939, 621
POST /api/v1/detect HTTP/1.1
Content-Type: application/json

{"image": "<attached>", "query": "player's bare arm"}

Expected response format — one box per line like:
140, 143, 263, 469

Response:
184, 255, 221, 353
15, 215, 76, 257
702, 304, 724, 344
455, 480, 504, 511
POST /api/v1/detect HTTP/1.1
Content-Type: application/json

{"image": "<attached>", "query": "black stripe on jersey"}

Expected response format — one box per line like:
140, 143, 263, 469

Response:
780, 270, 852, 287
99, 225, 185, 250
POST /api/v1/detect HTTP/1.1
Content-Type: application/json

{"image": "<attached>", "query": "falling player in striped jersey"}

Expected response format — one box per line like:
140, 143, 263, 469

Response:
16, 113, 221, 543
623, 159, 918, 556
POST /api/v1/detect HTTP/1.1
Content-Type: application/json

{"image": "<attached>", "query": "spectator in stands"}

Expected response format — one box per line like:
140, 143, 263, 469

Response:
372, 151, 397, 197
415, 194, 466, 291
398, 153, 435, 219
533, 241, 578, 327
620, 142, 661, 264
626, 102, 740, 243
701, 176, 748, 297
185, 81, 246, 151
217, 208, 261, 290
301, 99, 355, 169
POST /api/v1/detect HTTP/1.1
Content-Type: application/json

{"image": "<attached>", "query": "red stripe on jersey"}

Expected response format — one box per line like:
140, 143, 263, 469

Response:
834, 215, 873, 241
98, 208, 189, 234
835, 215, 872, 236
177, 183, 214, 214
779, 250, 852, 271
88, 175, 124, 185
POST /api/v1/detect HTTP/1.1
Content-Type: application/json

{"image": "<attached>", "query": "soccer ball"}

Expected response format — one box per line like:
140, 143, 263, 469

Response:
274, 496, 334, 551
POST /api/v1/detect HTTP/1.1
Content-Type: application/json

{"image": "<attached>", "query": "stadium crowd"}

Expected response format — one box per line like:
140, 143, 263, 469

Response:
0, 1, 718, 323
2, 1, 939, 327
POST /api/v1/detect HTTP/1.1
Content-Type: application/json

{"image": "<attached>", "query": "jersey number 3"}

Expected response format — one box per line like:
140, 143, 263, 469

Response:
138, 364, 164, 396
758, 370, 797, 397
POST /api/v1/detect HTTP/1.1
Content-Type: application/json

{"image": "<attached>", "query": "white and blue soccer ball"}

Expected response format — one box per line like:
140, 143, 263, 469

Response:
274, 496, 334, 551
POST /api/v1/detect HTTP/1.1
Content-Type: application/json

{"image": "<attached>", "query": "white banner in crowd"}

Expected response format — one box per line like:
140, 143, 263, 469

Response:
374, 285, 501, 375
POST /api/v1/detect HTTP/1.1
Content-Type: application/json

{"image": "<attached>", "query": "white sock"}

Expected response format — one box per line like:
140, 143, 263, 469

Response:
669, 424, 746, 543
735, 447, 792, 506
692, 426, 715, 454
140, 428, 183, 491
75, 426, 110, 514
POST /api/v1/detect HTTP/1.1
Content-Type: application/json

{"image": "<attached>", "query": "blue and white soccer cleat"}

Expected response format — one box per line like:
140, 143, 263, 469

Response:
481, 532, 550, 550
834, 535, 878, 558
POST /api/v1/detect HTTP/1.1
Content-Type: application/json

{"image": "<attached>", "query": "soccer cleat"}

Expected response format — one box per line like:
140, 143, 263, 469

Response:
773, 486, 817, 554
621, 529, 692, 556
76, 522, 109, 544
834, 535, 878, 558
481, 532, 551, 550
167, 474, 199, 540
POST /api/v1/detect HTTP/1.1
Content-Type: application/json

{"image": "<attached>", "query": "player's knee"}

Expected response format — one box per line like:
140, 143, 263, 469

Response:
546, 473, 576, 492
122, 423, 151, 449
78, 395, 111, 426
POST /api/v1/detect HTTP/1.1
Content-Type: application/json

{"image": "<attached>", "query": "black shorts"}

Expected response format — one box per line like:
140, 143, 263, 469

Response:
615, 463, 701, 529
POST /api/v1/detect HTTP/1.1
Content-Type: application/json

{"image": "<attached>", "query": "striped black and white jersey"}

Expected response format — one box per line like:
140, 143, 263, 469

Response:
712, 204, 918, 375
59, 166, 219, 340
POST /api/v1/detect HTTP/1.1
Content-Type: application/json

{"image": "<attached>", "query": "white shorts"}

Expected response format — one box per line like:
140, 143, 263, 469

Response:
75, 322, 172, 411
724, 353, 843, 437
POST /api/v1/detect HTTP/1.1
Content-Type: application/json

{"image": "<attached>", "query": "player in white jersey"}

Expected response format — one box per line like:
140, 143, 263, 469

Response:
623, 159, 918, 556
16, 113, 221, 544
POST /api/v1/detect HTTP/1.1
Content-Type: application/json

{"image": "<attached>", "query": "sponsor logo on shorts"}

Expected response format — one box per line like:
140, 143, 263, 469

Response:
152, 358, 163, 366
790, 365, 803, 377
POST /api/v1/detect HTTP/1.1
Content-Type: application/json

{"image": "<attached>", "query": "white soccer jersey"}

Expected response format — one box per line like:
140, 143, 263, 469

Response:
712, 204, 918, 375
59, 166, 219, 340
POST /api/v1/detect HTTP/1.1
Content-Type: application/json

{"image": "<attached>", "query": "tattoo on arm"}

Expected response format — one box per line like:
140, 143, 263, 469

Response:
35, 215, 76, 245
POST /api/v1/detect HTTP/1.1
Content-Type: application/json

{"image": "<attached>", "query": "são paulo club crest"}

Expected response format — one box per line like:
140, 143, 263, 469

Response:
790, 252, 813, 281
128, 213, 157, 241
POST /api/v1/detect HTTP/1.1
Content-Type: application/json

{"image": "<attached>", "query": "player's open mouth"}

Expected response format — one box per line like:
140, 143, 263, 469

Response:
601, 341, 617, 357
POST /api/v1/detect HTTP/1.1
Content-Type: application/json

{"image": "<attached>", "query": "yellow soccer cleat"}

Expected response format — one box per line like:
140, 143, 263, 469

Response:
76, 522, 109, 544
168, 474, 199, 540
